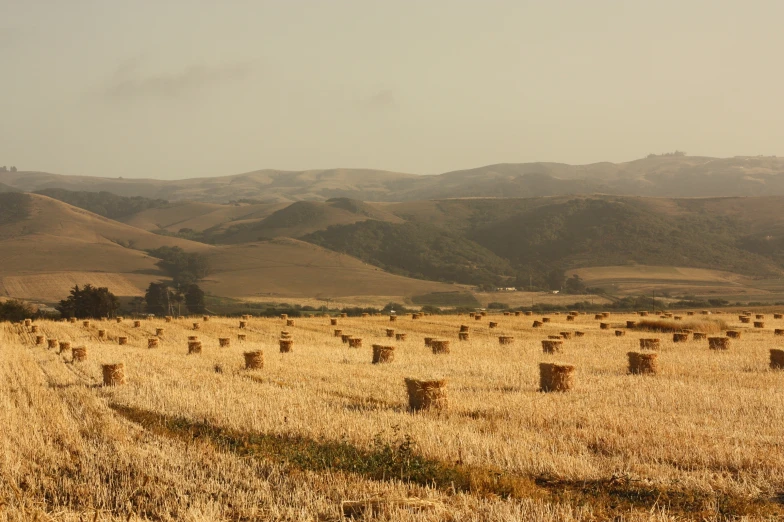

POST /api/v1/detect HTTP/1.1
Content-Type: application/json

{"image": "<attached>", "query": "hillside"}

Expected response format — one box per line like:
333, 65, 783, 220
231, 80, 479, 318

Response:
33, 188, 169, 219
6, 155, 784, 202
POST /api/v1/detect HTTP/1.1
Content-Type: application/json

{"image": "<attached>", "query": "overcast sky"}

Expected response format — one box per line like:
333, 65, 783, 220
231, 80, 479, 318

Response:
2, 1, 783, 179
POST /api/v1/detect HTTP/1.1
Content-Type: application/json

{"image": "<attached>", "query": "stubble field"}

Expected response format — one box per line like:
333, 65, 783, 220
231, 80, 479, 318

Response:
2, 311, 783, 521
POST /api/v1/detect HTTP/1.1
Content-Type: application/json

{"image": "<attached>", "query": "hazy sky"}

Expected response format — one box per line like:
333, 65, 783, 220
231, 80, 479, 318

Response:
2, 1, 783, 179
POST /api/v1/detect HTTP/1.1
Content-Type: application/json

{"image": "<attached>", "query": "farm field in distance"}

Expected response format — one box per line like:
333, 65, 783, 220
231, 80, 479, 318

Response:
2, 311, 784, 521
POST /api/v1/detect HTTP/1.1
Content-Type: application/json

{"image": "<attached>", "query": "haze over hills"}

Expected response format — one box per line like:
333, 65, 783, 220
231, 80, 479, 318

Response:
5, 155, 784, 203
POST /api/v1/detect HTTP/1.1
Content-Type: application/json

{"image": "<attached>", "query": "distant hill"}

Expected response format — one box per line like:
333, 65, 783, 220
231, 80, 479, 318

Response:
5, 155, 784, 202
33, 188, 169, 219
0, 182, 19, 193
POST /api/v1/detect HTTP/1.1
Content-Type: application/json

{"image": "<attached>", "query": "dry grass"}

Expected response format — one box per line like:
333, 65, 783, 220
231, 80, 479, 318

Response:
634, 318, 727, 334
2, 311, 784, 521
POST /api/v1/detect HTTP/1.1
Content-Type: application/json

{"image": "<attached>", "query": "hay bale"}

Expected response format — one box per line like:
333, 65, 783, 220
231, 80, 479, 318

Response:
525, 311, 533, 316
498, 336, 514, 345
68, 317, 77, 324
396, 333, 407, 341
331, 318, 338, 326
57, 341, 71, 353
687, 311, 695, 316
29, 324, 39, 333
756, 314, 765, 320
340, 313, 348, 318
458, 332, 469, 341
97, 329, 106, 339
238, 334, 247, 341
693, 332, 707, 341
35, 335, 45, 345
740, 316, 751, 323
203, 316, 210, 322
774, 313, 783, 319
239, 321, 247, 329
674, 316, 683, 321
638, 311, 649, 316
560, 331, 573, 339
701, 310, 710, 315
639, 338, 660, 350
279, 339, 294, 353
372, 345, 395, 364
147, 338, 159, 349
165, 316, 172, 323
774, 329, 784, 336
566, 315, 575, 322
244, 350, 264, 369
489, 321, 498, 328
770, 349, 784, 370
286, 319, 295, 327
386, 328, 395, 338
280, 331, 291, 339
219, 338, 230, 348
600, 323, 610, 330
672, 333, 688, 343
532, 320, 543, 328
72, 346, 87, 362
541, 339, 563, 353
116, 317, 123, 323
188, 335, 198, 341
118, 337, 128, 346
431, 340, 450, 354
341, 334, 351, 343
627, 351, 658, 375
334, 329, 343, 337
102, 363, 125, 386
47, 338, 58, 349
193, 323, 202, 331
754, 321, 765, 328
726, 330, 741, 339
459, 325, 469, 332
424, 337, 433, 347
615, 330, 626, 337
404, 378, 447, 411
515, 311, 522, 316
474, 315, 482, 321
539, 363, 575, 392
708, 337, 730, 350
24, 318, 32, 327
133, 320, 141, 328
389, 315, 397, 322
188, 341, 202, 354
348, 338, 363, 348
82, 320, 90, 328
542, 317, 551, 323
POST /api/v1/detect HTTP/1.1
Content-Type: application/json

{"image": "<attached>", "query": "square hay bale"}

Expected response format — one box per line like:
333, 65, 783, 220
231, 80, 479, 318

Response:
672, 333, 689, 343
574, 331, 585, 337
404, 378, 447, 411
244, 350, 264, 369
47, 338, 58, 349
693, 332, 707, 341
188, 341, 202, 354
395, 333, 407, 341
541, 339, 563, 353
639, 338, 660, 350
615, 330, 626, 337
626, 321, 637, 328
430, 340, 450, 354
334, 329, 343, 337
386, 329, 395, 338
118, 337, 128, 346
542, 317, 551, 323
372, 345, 395, 364
532, 320, 543, 328
770, 349, 784, 370
498, 336, 515, 345
560, 331, 573, 339
72, 346, 88, 362
539, 363, 575, 392
458, 332, 469, 341
566, 315, 575, 322
726, 330, 741, 339
754, 321, 765, 328
279, 339, 294, 353
219, 338, 231, 348
708, 337, 730, 350
147, 338, 159, 349
348, 337, 363, 348
600, 323, 610, 330
628, 351, 658, 375
102, 363, 126, 386
239, 321, 247, 329
489, 322, 498, 328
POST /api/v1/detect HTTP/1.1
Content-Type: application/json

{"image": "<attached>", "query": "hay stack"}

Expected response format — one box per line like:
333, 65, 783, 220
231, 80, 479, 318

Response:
708, 337, 730, 350
24, 318, 32, 327
340, 313, 348, 318
532, 320, 543, 328
72, 346, 87, 362
341, 334, 351, 343
372, 345, 395, 364
498, 336, 514, 345
280, 313, 288, 320
188, 335, 198, 341
774, 314, 783, 320
396, 333, 407, 341
548, 335, 562, 339
539, 363, 575, 392
239, 320, 247, 329
238, 334, 247, 341
459, 325, 469, 333
188, 341, 202, 354
424, 337, 433, 347
331, 318, 338, 326
693, 332, 707, 341
82, 320, 90, 328
118, 337, 128, 346
404, 378, 447, 411
541, 339, 563, 353
489, 322, 498, 328
542, 317, 551, 323
431, 340, 450, 354
566, 315, 575, 322
458, 332, 469, 341
560, 331, 573, 339
35, 335, 45, 345
740, 316, 751, 324
687, 311, 695, 316
726, 330, 741, 339
672, 333, 689, 343
102, 363, 125, 386
58, 341, 71, 353
115, 317, 123, 323
515, 311, 522, 316
615, 330, 626, 337
286, 319, 295, 327
626, 321, 637, 329
639, 311, 649, 316
348, 338, 363, 348
219, 338, 230, 348
386, 328, 395, 338
639, 338, 661, 350
770, 349, 784, 370
155, 328, 164, 336
133, 320, 141, 328
69, 317, 77, 324
756, 314, 765, 320
600, 323, 610, 330
574, 331, 585, 337
628, 352, 658, 375
334, 329, 343, 337
244, 351, 264, 369
165, 316, 173, 323
30, 324, 38, 333
754, 321, 765, 328
525, 311, 533, 316
47, 338, 58, 349
203, 316, 210, 322
279, 339, 294, 353
147, 338, 159, 349
389, 315, 397, 322
280, 331, 291, 339
774, 329, 784, 336
474, 315, 482, 321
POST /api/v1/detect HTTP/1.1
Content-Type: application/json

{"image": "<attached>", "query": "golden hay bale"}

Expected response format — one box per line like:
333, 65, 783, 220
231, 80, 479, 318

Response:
219, 338, 230, 348
118, 337, 128, 346
47, 338, 58, 349
348, 338, 363, 348
188, 335, 198, 341
542, 317, 551, 323
770, 349, 784, 370
639, 338, 660, 350
238, 334, 247, 341
98, 329, 107, 339
560, 331, 573, 339
68, 317, 77, 324
674, 316, 683, 321
725, 330, 741, 339
386, 328, 395, 337
774, 313, 783, 319
404, 378, 447, 411
280, 331, 291, 339
24, 318, 32, 327
628, 351, 658, 375
188, 341, 202, 354
575, 331, 586, 337
515, 311, 522, 316
35, 335, 45, 345
372, 345, 395, 364
203, 316, 210, 322
412, 313, 421, 320
672, 333, 689, 343
539, 363, 574, 392
424, 337, 433, 347
72, 346, 87, 362
396, 333, 407, 341
547, 335, 561, 340
389, 315, 397, 322
82, 320, 90, 328
489, 322, 498, 328
740, 316, 751, 324
638, 311, 649, 316
165, 316, 173, 323
244, 350, 264, 369
480, 311, 487, 317
693, 332, 707, 341
754, 321, 765, 328
532, 320, 543, 328
687, 311, 695, 316
330, 318, 338, 326
155, 328, 164, 336
286, 319, 295, 327
279, 339, 294, 353
459, 325, 469, 332
498, 336, 515, 345
147, 338, 159, 349
239, 321, 247, 329
458, 332, 469, 341
341, 334, 351, 344
541, 339, 563, 353
102, 363, 126, 386
566, 315, 575, 322
474, 315, 482, 321
615, 330, 626, 337
774, 329, 784, 337
133, 320, 141, 328
431, 340, 450, 354
192, 322, 200, 330
281, 314, 289, 320
756, 314, 765, 319
334, 329, 343, 337
503, 312, 510, 316
600, 323, 610, 330
525, 311, 533, 316
708, 337, 731, 350
469, 312, 475, 318
58, 341, 71, 353
30, 324, 39, 333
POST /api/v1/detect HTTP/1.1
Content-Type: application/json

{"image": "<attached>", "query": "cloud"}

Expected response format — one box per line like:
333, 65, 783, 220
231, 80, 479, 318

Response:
104, 61, 252, 99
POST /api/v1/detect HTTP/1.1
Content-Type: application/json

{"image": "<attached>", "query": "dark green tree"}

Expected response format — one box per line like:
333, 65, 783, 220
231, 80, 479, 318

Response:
147, 247, 211, 285
0, 300, 35, 322
563, 274, 587, 294
144, 282, 172, 316
56, 285, 119, 319
184, 284, 206, 314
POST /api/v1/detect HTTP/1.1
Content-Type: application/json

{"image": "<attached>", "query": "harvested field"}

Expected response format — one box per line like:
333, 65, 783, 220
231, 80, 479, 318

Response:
1, 311, 784, 521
